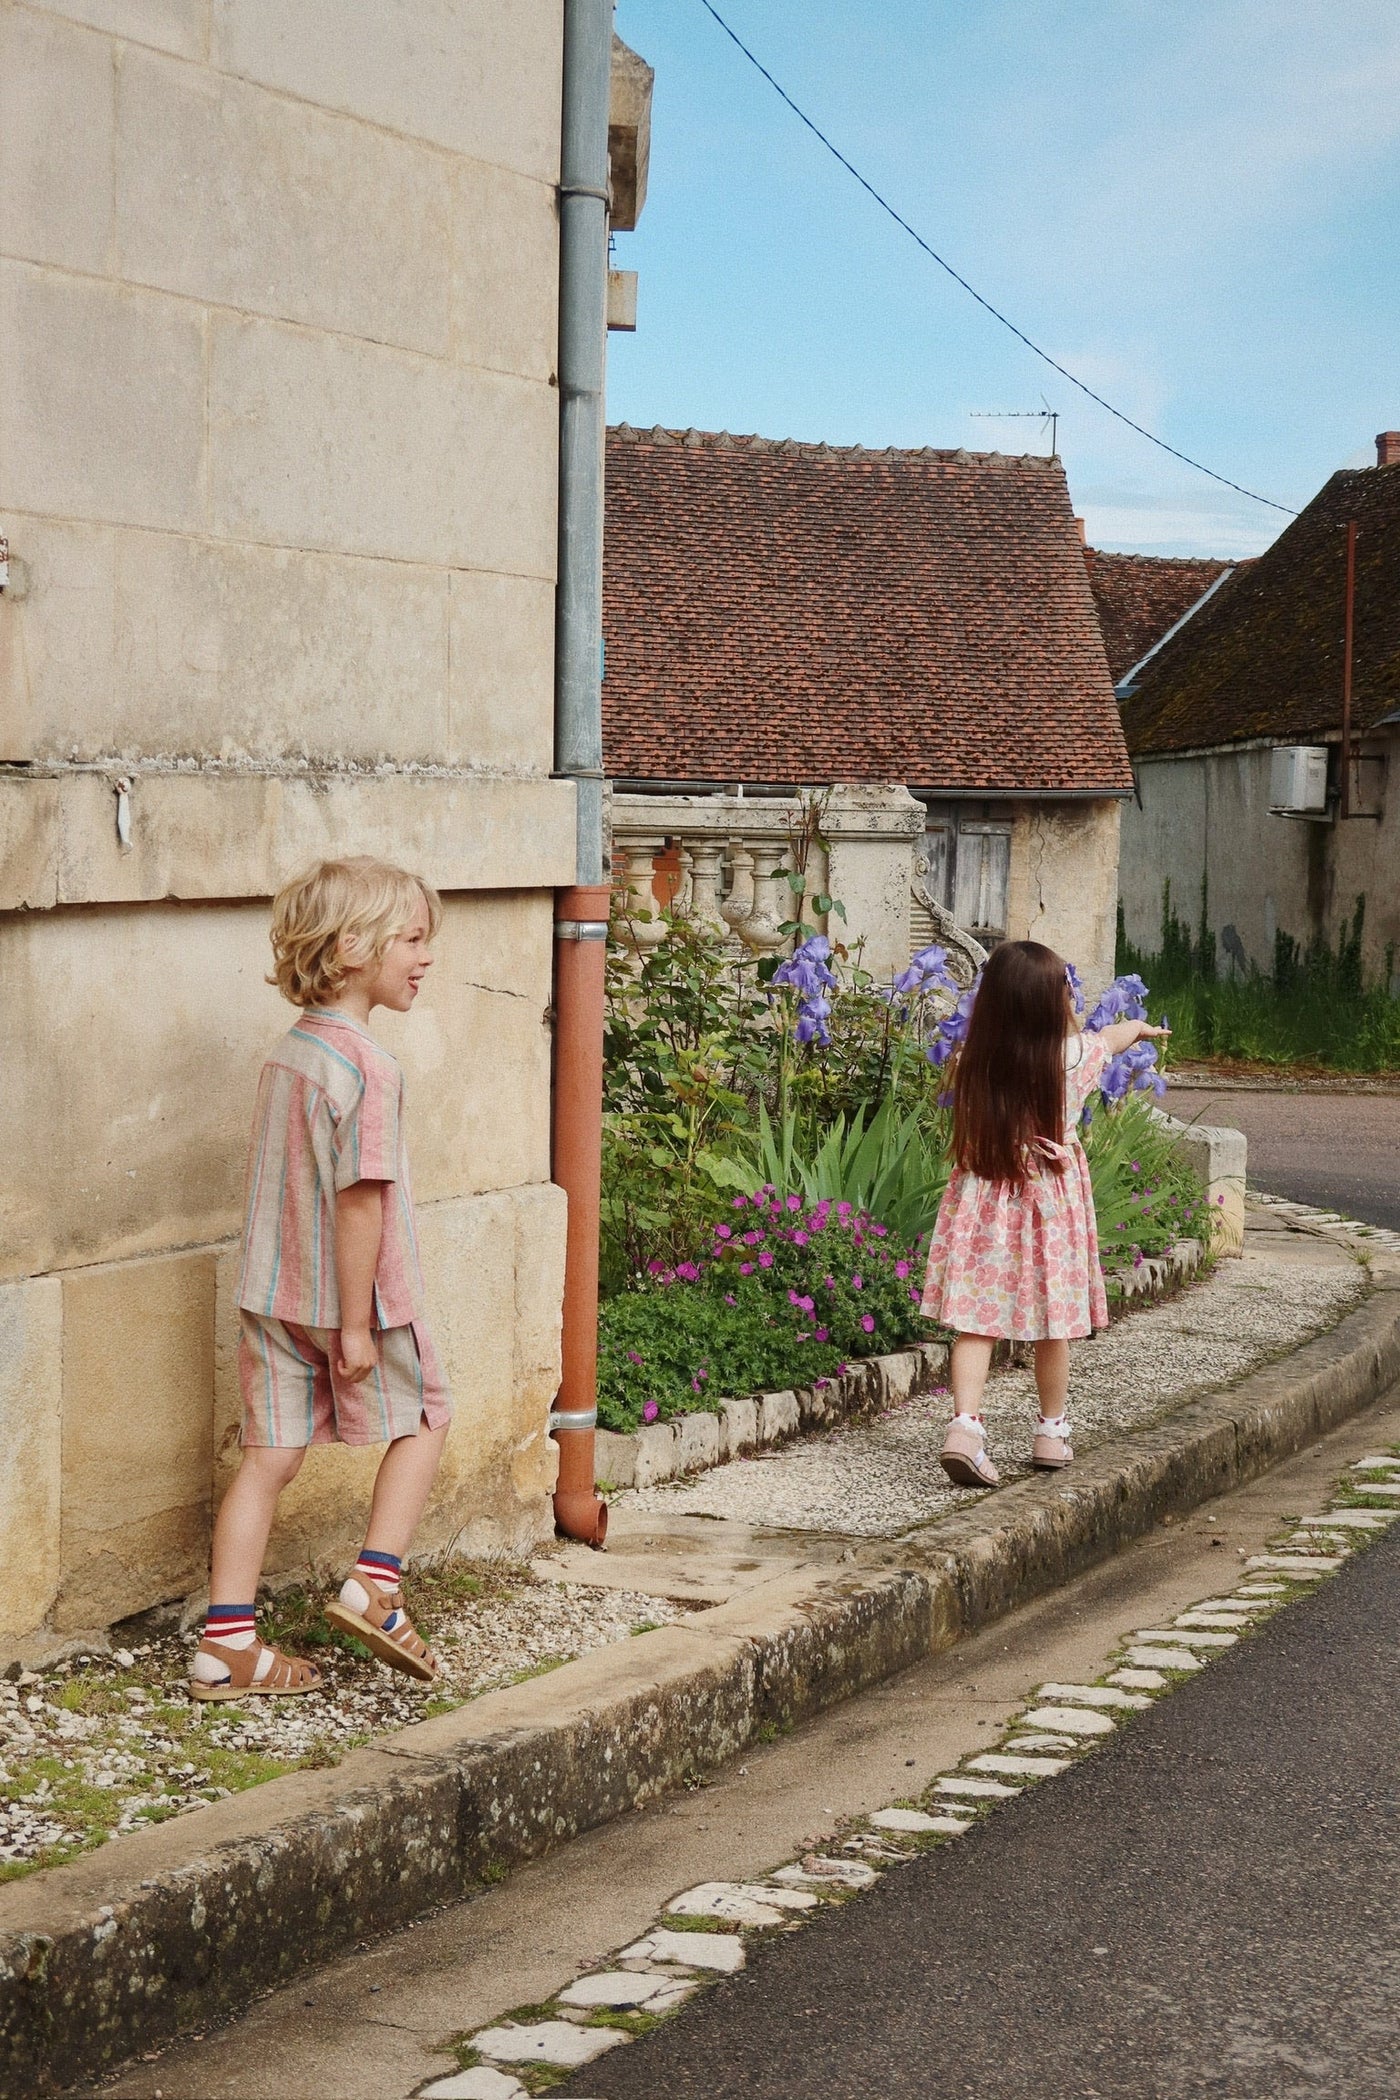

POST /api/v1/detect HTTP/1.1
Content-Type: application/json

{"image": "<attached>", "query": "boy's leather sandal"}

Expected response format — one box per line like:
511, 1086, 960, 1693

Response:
325, 1584, 439, 1683
189, 1637, 322, 1702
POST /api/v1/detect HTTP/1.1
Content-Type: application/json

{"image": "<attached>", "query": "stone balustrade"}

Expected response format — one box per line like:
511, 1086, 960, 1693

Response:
611, 783, 930, 983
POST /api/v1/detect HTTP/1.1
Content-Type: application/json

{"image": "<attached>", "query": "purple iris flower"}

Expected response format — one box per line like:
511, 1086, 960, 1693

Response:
1085, 972, 1162, 1103
772, 934, 839, 1047
1086, 972, 1149, 1031
886, 944, 958, 1012
1100, 1039, 1167, 1104
926, 972, 981, 1067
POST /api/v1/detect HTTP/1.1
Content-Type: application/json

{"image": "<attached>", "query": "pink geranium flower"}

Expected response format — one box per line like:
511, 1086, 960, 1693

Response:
860, 1313, 875, 1333
643, 1400, 659, 1422
758, 1250, 774, 1268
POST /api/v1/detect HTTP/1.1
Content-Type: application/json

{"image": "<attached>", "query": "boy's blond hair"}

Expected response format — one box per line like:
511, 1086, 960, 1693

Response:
268, 857, 442, 1008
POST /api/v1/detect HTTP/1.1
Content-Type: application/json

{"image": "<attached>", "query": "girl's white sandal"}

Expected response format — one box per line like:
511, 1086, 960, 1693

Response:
939, 1417, 1000, 1488
1032, 1415, 1074, 1470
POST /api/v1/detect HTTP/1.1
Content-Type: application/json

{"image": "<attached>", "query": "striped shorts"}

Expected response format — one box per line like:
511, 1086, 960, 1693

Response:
237, 1312, 453, 1448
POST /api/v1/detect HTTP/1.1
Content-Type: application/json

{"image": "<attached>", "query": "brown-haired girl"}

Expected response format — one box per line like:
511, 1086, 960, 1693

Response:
921, 940, 1168, 1488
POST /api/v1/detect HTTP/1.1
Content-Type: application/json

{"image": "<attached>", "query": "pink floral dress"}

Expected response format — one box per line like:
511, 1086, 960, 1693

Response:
921, 1033, 1110, 1342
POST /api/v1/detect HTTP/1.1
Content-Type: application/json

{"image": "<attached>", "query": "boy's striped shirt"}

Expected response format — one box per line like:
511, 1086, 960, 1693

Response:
236, 1009, 425, 1328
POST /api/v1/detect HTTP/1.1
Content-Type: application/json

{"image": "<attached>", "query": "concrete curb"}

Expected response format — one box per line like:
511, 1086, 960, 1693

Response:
595, 1238, 1206, 1491
5, 1274, 1397, 2096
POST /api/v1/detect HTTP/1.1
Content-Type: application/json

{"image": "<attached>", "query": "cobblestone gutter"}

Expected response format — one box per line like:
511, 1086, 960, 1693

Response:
2, 1270, 1397, 2095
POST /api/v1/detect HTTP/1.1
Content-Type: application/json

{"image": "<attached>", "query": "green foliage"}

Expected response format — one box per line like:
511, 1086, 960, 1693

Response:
1083, 1093, 1215, 1266
711, 1095, 951, 1247
596, 1186, 933, 1432
1122, 887, 1400, 1071
596, 903, 1214, 1433
597, 1275, 842, 1432
601, 911, 772, 1290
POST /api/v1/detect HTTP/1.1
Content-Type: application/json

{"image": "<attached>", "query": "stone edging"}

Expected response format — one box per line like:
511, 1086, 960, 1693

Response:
1250, 1187, 1400, 1254
595, 1342, 950, 1491
4, 1264, 1394, 2093
595, 1237, 1206, 1492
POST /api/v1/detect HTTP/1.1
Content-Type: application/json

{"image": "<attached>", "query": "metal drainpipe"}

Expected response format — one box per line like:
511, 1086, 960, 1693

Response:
550, 0, 612, 1547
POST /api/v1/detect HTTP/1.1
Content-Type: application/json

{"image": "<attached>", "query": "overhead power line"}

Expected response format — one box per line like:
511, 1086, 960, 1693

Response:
695, 0, 1298, 516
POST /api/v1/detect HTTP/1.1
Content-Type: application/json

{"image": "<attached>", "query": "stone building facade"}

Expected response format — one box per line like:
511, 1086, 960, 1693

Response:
603, 428, 1131, 989
0, 3, 643, 1651
1117, 435, 1400, 984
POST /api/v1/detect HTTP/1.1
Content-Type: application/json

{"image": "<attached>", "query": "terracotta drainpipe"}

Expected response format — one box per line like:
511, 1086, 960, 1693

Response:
550, 0, 612, 1546
550, 886, 610, 1545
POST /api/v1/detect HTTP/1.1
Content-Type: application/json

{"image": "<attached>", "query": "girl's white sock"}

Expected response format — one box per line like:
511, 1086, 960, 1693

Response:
1038, 1413, 1070, 1435
950, 1411, 984, 1431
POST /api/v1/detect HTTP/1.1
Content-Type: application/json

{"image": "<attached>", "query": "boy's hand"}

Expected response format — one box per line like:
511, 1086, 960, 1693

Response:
336, 1326, 379, 1383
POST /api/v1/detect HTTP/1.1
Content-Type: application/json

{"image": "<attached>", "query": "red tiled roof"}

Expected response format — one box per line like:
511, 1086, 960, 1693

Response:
1120, 462, 1400, 756
1086, 551, 1238, 683
602, 427, 1132, 795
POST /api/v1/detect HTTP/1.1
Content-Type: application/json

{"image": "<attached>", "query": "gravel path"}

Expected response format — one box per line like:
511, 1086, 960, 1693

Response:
0, 1571, 683, 1878
622, 1250, 1367, 1538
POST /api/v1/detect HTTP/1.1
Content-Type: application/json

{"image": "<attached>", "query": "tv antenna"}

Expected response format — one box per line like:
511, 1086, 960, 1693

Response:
970, 400, 1060, 459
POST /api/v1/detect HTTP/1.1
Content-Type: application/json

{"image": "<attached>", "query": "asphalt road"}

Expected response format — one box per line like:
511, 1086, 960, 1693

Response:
565, 1522, 1400, 2100
1165, 1084, 1400, 1233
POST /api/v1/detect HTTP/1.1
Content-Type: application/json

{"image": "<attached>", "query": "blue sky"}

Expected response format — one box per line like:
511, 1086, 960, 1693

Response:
609, 1, 1400, 557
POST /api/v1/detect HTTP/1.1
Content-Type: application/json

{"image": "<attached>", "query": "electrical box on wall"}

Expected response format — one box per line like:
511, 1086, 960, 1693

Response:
1268, 745, 1329, 817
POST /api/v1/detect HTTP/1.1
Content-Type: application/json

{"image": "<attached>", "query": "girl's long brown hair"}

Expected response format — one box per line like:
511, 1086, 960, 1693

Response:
951, 941, 1075, 1187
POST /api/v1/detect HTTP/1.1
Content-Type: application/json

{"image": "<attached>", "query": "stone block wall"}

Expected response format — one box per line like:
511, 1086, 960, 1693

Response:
1120, 741, 1400, 987
0, 0, 575, 1653
1005, 798, 1121, 994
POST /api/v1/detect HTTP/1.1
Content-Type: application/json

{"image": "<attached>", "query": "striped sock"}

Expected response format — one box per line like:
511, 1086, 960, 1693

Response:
204, 1603, 257, 1651
352, 1548, 401, 1595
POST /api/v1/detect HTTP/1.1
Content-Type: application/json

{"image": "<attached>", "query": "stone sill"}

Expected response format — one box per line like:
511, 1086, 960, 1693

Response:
595, 1237, 1206, 1493
0, 768, 576, 910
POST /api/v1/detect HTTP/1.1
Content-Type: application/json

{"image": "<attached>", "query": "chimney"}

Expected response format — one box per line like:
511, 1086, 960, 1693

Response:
1377, 431, 1400, 469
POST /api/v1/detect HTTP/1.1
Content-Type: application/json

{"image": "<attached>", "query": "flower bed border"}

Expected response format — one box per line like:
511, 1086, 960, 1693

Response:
595, 1341, 952, 1491
595, 1237, 1206, 1492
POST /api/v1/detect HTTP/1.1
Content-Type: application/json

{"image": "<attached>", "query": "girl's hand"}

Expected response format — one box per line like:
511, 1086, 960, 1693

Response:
1097, 1016, 1171, 1055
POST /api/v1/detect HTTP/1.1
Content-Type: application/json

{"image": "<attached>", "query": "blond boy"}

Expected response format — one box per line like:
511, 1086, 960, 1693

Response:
191, 858, 452, 1700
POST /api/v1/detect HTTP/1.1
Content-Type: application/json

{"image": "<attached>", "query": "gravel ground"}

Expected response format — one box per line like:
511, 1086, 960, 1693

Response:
0, 1231, 1368, 1883
623, 1250, 1367, 1538
0, 1567, 683, 1879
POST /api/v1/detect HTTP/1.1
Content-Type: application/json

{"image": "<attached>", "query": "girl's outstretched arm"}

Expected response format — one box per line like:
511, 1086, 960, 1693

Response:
1097, 1016, 1171, 1056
